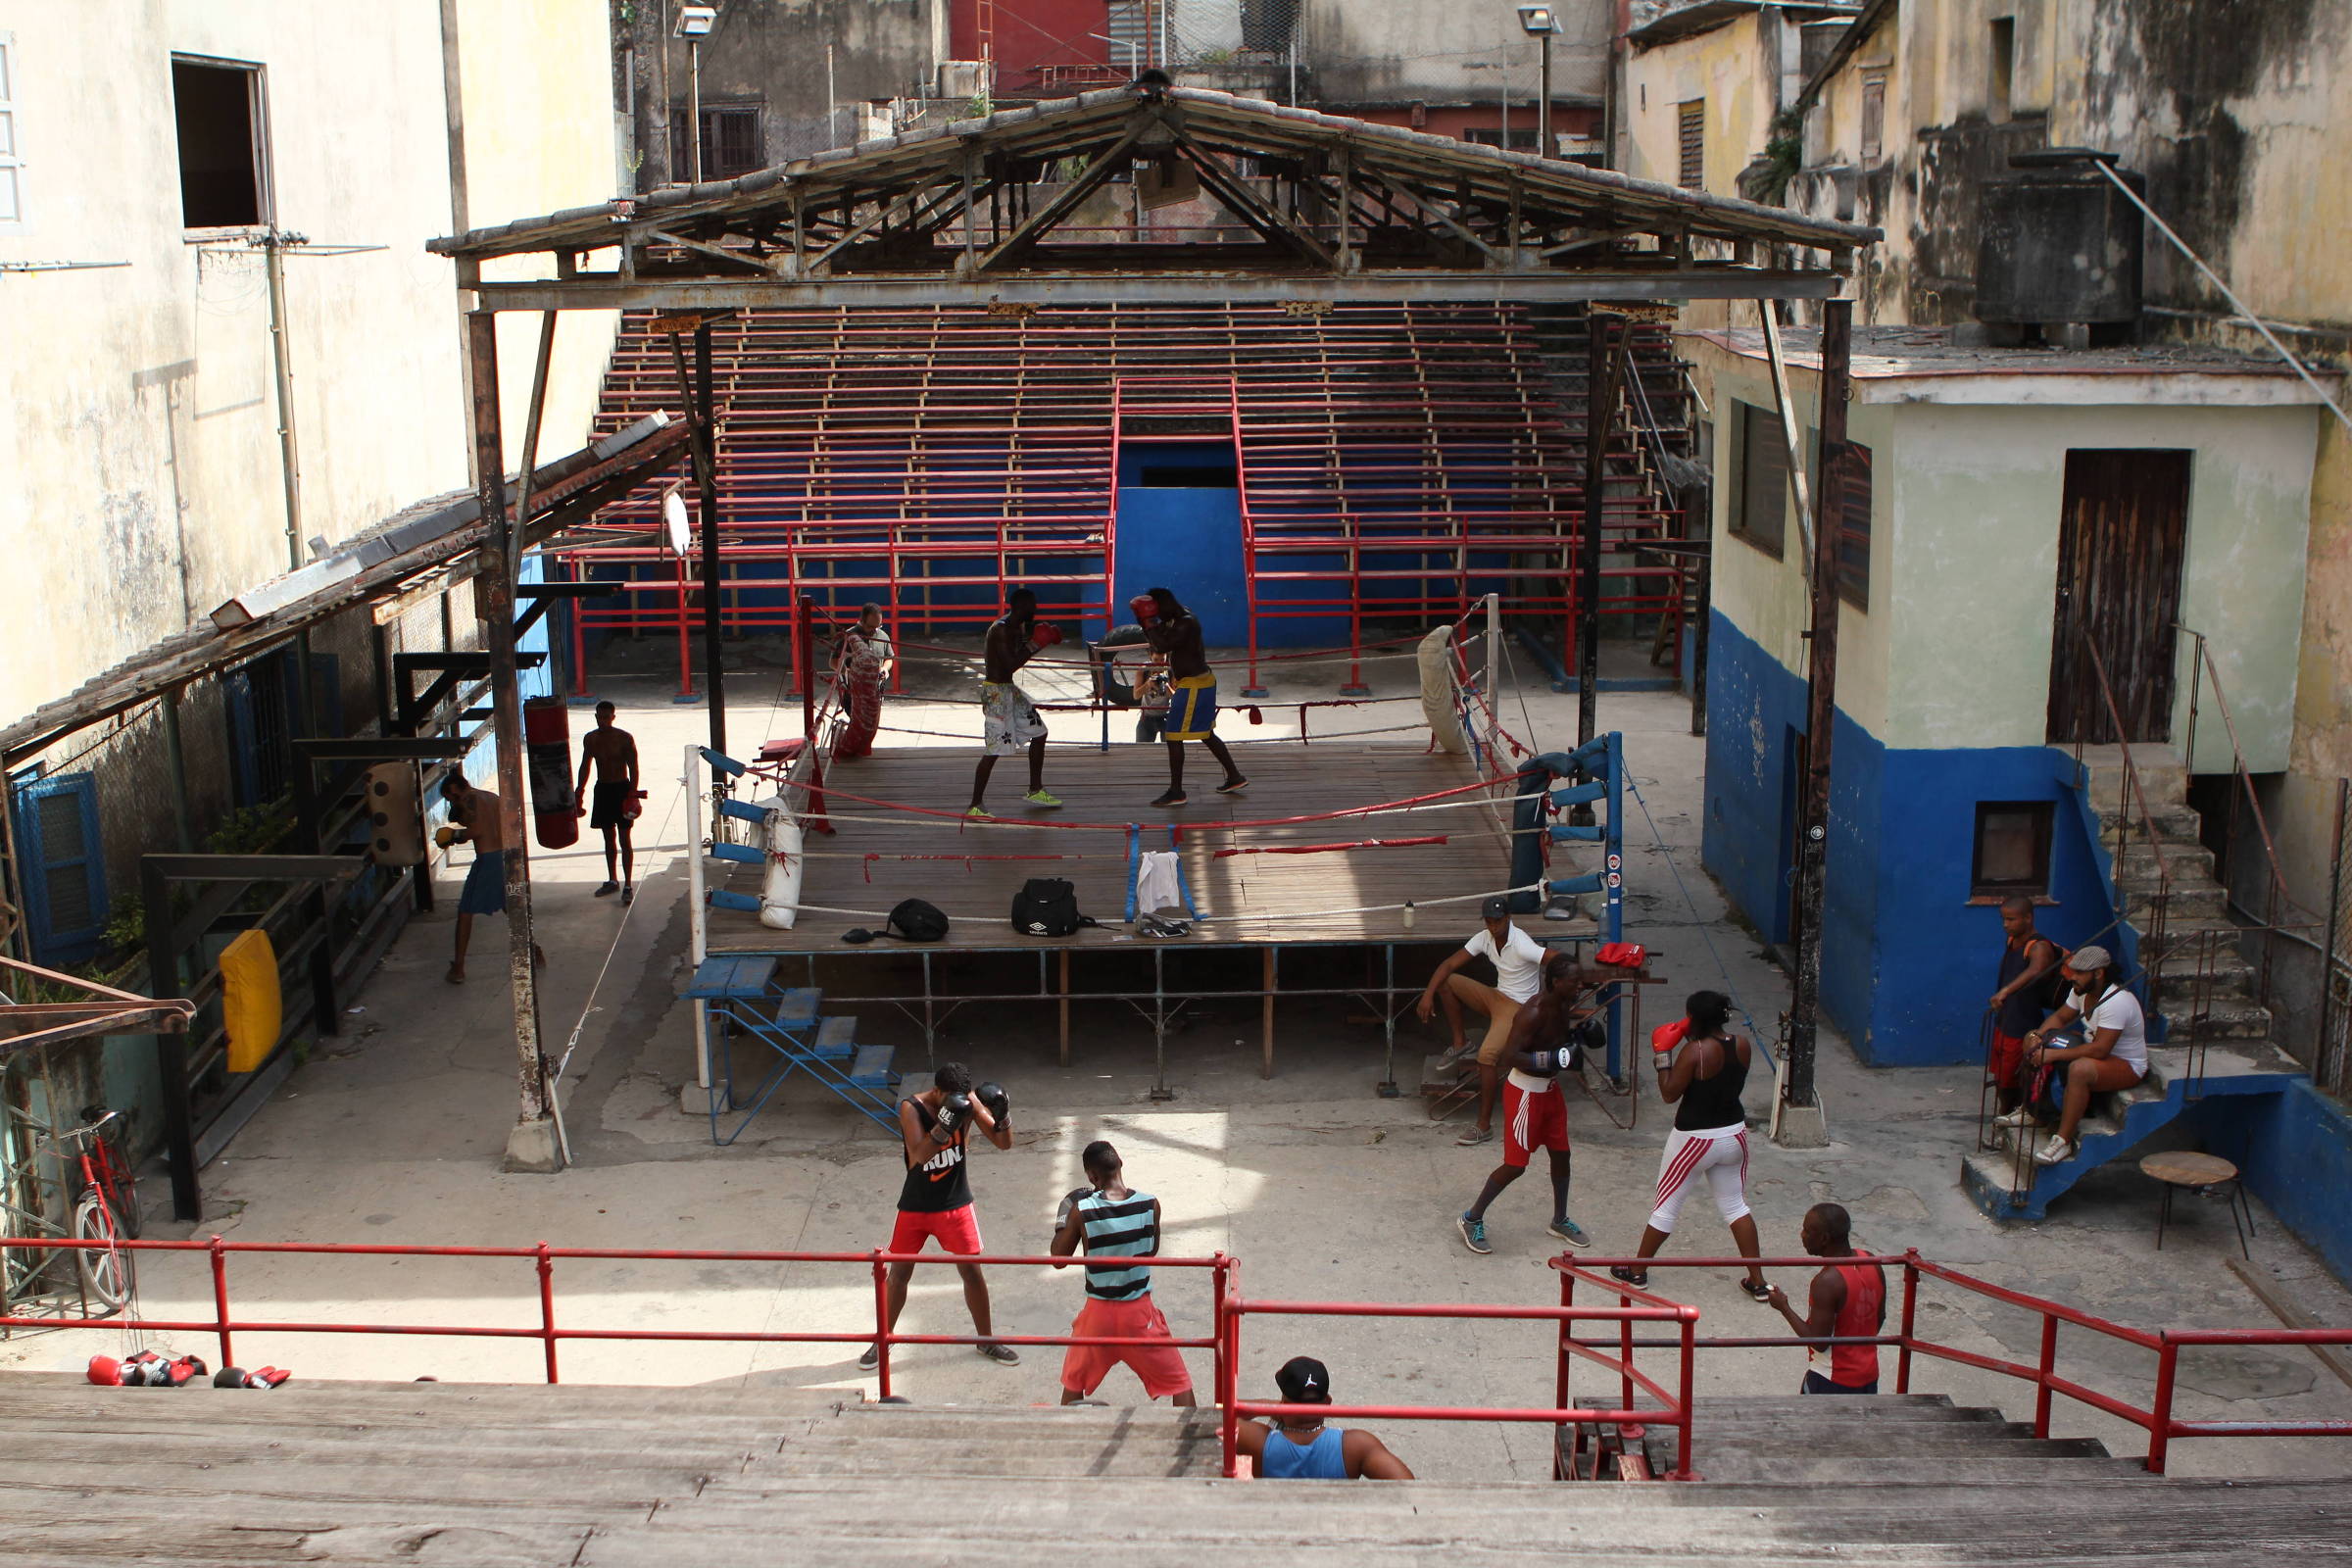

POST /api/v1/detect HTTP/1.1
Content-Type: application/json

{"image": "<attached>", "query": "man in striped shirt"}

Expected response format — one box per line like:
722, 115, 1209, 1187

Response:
1050, 1140, 1197, 1406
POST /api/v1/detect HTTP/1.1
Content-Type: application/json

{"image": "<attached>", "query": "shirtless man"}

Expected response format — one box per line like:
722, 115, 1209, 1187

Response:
1133, 588, 1246, 808
966, 589, 1061, 819
573, 702, 640, 904
1455, 953, 1595, 1253
440, 774, 539, 984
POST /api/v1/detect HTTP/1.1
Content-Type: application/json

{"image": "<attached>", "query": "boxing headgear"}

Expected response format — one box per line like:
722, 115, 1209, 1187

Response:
1129, 594, 1158, 623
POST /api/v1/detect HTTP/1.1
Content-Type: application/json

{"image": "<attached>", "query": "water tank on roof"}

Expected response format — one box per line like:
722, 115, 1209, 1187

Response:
1975, 148, 2144, 328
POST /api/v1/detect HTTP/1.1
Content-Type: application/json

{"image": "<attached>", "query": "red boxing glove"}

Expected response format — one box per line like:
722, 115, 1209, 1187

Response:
1031, 622, 1064, 648
1129, 594, 1159, 623
1650, 1018, 1690, 1055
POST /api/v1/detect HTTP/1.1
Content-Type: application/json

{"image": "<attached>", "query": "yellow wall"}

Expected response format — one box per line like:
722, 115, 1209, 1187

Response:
1623, 15, 1783, 198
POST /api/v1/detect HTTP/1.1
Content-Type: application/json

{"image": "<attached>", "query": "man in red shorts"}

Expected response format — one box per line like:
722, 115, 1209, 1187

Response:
1051, 1140, 1196, 1406
1456, 954, 1594, 1255
860, 1064, 1018, 1370
1985, 896, 2063, 1117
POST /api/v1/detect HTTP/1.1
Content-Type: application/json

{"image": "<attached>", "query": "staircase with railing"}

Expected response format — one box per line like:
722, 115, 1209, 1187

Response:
1963, 629, 2315, 1221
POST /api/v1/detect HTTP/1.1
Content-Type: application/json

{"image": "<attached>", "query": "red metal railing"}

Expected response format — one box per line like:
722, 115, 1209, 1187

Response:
8, 1238, 2346, 1479
0, 1238, 1231, 1405
1563, 1252, 2352, 1474
1216, 1271, 1701, 1480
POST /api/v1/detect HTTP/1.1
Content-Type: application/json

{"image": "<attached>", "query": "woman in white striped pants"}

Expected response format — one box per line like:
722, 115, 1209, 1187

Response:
1607, 991, 1769, 1298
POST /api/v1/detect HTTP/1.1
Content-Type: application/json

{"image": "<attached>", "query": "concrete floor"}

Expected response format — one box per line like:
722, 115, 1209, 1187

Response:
11, 641, 2350, 1484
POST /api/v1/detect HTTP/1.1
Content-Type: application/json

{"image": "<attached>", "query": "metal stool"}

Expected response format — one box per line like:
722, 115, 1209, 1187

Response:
2141, 1151, 2254, 1259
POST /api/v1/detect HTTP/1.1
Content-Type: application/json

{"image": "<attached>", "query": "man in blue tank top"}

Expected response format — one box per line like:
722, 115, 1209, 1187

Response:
1233, 1356, 1414, 1480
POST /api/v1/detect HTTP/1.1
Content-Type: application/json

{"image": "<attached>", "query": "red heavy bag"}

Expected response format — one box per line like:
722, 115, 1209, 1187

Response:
523, 697, 579, 850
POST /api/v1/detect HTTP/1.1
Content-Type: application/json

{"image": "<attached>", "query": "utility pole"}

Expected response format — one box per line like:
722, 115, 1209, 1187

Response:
1778, 296, 1853, 1150
464, 312, 562, 1174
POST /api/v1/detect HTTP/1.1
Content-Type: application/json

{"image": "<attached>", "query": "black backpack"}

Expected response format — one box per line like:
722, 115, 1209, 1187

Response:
1010, 877, 1093, 937
884, 898, 950, 942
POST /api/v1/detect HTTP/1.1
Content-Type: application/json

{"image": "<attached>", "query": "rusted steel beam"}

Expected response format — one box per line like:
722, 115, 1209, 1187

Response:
1579, 314, 1631, 746
470, 268, 1844, 313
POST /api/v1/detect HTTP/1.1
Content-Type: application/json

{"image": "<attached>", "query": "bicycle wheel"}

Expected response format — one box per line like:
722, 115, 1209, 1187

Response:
72, 1190, 133, 1316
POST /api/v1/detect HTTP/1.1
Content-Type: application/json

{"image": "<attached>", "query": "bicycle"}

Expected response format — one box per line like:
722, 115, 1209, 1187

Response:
2, 1108, 140, 1318
62, 1109, 139, 1313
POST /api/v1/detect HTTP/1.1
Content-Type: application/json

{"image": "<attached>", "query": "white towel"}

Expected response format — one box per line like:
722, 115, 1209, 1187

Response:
1135, 850, 1186, 916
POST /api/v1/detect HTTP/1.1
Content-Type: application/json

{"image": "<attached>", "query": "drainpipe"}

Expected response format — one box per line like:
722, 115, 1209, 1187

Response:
263, 232, 305, 572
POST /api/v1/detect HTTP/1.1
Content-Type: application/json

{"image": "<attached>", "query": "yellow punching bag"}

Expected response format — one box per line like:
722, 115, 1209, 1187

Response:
219, 928, 282, 1074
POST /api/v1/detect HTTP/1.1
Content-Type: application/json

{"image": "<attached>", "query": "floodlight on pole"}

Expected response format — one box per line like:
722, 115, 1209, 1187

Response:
676, 6, 716, 182
1517, 5, 1559, 159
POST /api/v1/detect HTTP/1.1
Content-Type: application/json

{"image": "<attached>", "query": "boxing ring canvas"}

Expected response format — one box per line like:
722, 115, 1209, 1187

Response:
687, 741, 1583, 1100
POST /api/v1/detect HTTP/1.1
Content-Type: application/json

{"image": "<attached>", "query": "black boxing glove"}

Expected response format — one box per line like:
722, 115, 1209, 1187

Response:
975, 1081, 1010, 1130
1524, 1048, 1562, 1075
1054, 1185, 1094, 1232
934, 1093, 972, 1138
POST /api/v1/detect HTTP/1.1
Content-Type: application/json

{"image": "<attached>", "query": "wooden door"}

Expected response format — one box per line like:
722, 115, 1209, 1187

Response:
2045, 450, 2190, 745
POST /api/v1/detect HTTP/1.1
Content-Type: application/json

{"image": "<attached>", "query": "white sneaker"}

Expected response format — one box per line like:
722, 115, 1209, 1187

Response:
2034, 1135, 2079, 1167
1992, 1106, 2035, 1129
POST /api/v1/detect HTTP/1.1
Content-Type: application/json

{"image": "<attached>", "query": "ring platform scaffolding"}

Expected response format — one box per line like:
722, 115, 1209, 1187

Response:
427, 80, 1873, 1149
675, 594, 1646, 1135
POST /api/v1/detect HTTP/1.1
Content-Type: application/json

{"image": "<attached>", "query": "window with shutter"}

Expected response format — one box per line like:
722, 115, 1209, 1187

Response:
1837, 440, 1873, 607
1732, 401, 1787, 557
1677, 100, 1705, 190
10, 772, 107, 965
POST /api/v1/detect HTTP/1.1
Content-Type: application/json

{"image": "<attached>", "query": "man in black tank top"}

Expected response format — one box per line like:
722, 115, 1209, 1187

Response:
858, 1063, 1018, 1370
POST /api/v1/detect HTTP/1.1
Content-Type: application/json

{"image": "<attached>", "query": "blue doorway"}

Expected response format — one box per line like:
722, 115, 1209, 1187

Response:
1114, 441, 1245, 645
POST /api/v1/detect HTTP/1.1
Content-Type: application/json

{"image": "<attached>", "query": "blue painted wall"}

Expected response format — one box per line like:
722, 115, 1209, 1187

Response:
1702, 612, 2118, 1066
2195, 1080, 2352, 1284
1117, 442, 1248, 646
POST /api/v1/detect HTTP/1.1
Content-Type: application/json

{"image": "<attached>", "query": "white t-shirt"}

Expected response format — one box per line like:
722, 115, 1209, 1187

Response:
1464, 924, 1549, 1004
2072, 985, 2148, 1075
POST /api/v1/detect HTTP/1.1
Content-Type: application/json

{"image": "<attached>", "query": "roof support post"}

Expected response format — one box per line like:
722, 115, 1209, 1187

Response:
464, 311, 562, 1175
664, 322, 730, 762
965, 122, 1149, 273
1779, 296, 1851, 1150
1578, 312, 1628, 747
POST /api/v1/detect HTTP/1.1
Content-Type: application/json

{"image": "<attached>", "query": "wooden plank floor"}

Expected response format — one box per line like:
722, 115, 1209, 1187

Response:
706, 744, 1533, 955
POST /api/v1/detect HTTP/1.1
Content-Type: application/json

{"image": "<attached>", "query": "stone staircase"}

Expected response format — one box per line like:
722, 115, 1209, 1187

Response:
6, 1375, 2346, 1564
1962, 746, 2306, 1222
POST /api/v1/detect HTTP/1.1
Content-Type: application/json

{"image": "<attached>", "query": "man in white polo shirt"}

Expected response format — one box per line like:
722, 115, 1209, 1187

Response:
2013, 944, 2148, 1166
1417, 896, 1550, 1147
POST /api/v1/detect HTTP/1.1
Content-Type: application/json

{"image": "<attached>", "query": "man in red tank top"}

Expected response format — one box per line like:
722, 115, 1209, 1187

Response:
1765, 1202, 1886, 1395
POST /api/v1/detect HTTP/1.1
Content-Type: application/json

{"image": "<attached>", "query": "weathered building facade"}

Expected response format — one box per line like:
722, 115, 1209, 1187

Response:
1771, 0, 2352, 1088
0, 0, 617, 1170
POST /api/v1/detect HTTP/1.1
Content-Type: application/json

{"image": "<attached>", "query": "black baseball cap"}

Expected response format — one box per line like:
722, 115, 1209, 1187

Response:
1275, 1355, 1332, 1403
1480, 896, 1510, 920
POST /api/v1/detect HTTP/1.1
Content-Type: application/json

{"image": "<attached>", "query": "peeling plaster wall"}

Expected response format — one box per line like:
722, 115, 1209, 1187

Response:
1787, 0, 2352, 1061
0, 1, 615, 728
1623, 14, 1784, 195
1298, 0, 1609, 110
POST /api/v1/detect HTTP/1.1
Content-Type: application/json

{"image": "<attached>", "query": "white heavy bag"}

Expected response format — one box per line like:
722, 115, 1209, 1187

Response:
1417, 625, 1468, 754
756, 797, 806, 930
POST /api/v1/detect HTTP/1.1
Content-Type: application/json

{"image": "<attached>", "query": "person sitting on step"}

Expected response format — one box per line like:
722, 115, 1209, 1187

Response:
1999, 944, 2147, 1166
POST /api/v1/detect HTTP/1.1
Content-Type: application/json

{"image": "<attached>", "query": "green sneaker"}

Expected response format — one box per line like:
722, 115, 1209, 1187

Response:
965, 806, 994, 821
1024, 789, 1063, 808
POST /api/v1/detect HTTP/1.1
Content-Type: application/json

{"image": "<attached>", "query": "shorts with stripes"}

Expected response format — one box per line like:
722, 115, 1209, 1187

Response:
1163, 674, 1218, 740
1646, 1123, 1749, 1234
1502, 1079, 1569, 1168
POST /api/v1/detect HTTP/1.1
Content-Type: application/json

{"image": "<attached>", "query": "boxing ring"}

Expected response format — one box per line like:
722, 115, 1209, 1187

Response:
680, 597, 1640, 1110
